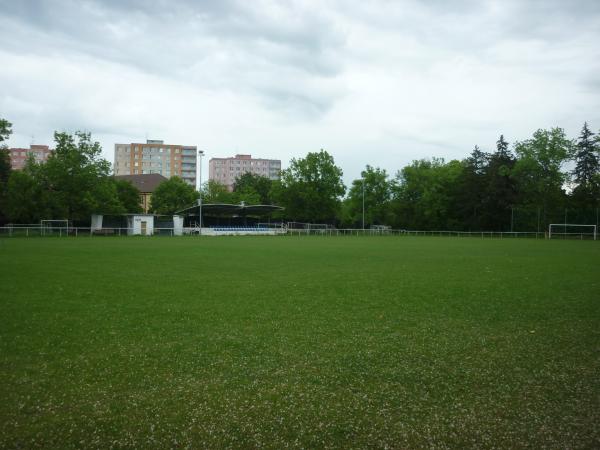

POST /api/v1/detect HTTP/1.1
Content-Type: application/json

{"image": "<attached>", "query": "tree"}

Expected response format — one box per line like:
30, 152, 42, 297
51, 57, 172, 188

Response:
569, 123, 600, 222
480, 135, 517, 230
151, 176, 199, 215
390, 158, 464, 230
37, 131, 122, 221
274, 149, 345, 223
0, 118, 11, 144
344, 165, 392, 228
454, 145, 489, 230
202, 180, 234, 204
115, 179, 142, 213
232, 188, 261, 206
513, 128, 573, 227
572, 122, 599, 188
233, 172, 273, 204
3, 169, 49, 223
496, 134, 510, 159
0, 149, 10, 185
0, 118, 13, 223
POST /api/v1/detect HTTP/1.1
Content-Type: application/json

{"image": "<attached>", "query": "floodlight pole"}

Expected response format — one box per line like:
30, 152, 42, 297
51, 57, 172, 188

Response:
362, 177, 365, 230
198, 150, 205, 235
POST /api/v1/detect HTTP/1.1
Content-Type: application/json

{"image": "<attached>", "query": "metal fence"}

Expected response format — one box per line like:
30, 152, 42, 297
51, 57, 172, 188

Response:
1, 225, 597, 240
0, 226, 179, 237
285, 228, 553, 238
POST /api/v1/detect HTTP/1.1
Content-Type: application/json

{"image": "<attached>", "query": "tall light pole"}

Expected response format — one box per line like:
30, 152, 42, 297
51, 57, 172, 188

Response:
198, 150, 205, 235
362, 177, 365, 230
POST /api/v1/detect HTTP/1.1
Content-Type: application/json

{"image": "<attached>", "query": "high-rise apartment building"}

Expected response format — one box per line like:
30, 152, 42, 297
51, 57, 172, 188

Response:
209, 154, 281, 191
8, 145, 52, 170
114, 140, 197, 187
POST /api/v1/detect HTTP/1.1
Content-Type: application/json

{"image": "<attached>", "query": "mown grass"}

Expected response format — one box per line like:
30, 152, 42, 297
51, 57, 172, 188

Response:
0, 236, 599, 448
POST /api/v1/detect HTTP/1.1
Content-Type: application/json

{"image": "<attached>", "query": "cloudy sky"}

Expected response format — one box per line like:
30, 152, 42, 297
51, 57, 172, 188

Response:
1, 0, 599, 184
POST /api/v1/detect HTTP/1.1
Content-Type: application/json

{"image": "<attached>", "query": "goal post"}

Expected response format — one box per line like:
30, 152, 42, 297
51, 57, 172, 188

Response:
40, 219, 70, 237
548, 224, 597, 240
287, 222, 331, 230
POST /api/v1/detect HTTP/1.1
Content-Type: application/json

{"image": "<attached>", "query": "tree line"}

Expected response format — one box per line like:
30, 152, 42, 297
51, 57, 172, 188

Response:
1, 117, 599, 231
0, 126, 141, 224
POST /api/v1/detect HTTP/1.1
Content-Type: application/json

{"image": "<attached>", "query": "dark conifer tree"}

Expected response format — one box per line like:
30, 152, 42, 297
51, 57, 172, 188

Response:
455, 145, 489, 230
482, 135, 517, 230
496, 134, 511, 159
573, 122, 598, 187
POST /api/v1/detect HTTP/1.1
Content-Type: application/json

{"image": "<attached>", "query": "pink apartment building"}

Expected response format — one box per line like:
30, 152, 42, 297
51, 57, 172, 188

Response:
8, 145, 52, 170
209, 154, 281, 191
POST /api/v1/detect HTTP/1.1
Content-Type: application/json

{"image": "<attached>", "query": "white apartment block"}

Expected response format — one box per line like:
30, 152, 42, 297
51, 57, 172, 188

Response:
114, 140, 197, 187
209, 154, 281, 190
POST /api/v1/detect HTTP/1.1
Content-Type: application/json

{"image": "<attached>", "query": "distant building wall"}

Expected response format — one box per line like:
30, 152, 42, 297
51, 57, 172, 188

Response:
208, 154, 281, 191
114, 174, 168, 213
8, 145, 52, 170
114, 140, 197, 188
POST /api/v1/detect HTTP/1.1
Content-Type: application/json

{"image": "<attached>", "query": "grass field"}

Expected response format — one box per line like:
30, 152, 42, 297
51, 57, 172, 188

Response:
1, 236, 599, 448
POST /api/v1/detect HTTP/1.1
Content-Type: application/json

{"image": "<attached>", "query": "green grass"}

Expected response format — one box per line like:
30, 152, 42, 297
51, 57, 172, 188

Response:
1, 236, 599, 448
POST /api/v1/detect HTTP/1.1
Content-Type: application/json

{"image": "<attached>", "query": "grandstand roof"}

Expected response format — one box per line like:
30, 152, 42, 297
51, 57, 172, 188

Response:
176, 203, 283, 217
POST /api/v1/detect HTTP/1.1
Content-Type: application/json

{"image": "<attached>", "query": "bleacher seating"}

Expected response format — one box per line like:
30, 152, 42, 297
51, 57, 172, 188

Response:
213, 226, 272, 233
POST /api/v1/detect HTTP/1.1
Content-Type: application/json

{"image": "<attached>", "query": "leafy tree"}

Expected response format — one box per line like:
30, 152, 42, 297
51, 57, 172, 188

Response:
344, 165, 392, 228
233, 172, 273, 204
0, 118, 11, 143
38, 131, 122, 221
151, 176, 199, 214
274, 149, 345, 223
390, 158, 464, 230
0, 118, 13, 222
4, 169, 49, 223
513, 128, 573, 225
232, 188, 261, 206
115, 179, 142, 213
0, 148, 10, 185
202, 180, 234, 204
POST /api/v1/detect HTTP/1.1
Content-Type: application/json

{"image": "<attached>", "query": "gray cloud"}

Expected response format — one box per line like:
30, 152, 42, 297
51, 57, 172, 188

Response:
0, 0, 346, 115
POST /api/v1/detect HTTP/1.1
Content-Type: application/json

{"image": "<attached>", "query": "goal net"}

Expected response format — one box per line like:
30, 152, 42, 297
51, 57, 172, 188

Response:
548, 224, 597, 240
257, 222, 285, 229
41, 219, 70, 236
287, 222, 332, 230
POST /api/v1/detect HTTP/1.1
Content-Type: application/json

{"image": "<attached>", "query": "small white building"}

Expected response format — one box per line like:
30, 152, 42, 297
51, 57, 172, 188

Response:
173, 215, 184, 236
127, 215, 154, 236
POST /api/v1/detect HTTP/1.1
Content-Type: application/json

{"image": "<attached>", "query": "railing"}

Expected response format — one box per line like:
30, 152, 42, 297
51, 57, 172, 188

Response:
0, 226, 597, 240
0, 226, 285, 237
287, 229, 543, 239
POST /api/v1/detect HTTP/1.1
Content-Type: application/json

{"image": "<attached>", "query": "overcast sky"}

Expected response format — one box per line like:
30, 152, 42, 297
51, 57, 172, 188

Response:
1, 0, 599, 184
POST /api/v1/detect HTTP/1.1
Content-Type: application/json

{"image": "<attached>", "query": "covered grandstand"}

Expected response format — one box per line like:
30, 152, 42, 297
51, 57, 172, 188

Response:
175, 202, 285, 235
